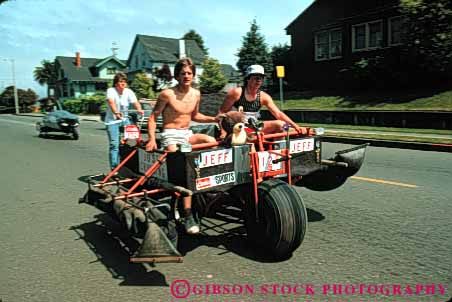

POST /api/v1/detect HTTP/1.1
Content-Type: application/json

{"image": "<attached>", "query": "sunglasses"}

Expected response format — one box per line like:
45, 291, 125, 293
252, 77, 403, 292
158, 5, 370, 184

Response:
250, 75, 264, 81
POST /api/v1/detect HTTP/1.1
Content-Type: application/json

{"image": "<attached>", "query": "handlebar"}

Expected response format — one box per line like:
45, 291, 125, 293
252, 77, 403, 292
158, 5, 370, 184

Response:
272, 151, 307, 164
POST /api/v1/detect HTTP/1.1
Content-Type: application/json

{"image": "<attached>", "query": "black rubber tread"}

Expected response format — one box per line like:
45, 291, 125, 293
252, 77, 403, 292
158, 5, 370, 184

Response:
72, 128, 79, 140
244, 179, 307, 258
284, 182, 308, 251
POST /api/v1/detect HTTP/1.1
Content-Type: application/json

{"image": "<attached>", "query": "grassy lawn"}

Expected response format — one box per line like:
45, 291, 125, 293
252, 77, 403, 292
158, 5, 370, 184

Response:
273, 89, 452, 111
301, 123, 452, 135
323, 131, 452, 145
298, 123, 452, 144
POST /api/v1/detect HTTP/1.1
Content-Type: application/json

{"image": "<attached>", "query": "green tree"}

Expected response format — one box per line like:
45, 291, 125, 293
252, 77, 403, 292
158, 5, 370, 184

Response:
271, 43, 290, 67
199, 57, 228, 94
270, 43, 291, 88
33, 59, 57, 98
129, 72, 155, 99
182, 29, 209, 56
399, 0, 452, 82
236, 19, 273, 84
0, 86, 38, 112
153, 64, 173, 91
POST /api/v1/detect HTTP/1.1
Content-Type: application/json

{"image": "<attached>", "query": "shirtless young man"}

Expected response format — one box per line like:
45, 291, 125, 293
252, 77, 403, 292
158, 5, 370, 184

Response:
146, 58, 216, 234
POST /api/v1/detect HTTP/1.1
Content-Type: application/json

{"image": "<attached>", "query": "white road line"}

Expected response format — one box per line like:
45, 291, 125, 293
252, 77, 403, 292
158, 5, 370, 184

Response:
351, 176, 418, 188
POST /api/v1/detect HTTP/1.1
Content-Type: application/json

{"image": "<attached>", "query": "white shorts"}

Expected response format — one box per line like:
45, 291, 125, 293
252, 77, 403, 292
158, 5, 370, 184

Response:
160, 129, 193, 148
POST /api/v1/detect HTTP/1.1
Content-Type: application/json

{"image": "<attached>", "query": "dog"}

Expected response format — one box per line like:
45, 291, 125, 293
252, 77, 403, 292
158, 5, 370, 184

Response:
217, 106, 252, 146
224, 122, 247, 146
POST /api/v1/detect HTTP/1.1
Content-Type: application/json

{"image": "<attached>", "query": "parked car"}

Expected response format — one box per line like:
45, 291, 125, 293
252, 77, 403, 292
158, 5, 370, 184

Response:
100, 99, 163, 132
129, 99, 163, 132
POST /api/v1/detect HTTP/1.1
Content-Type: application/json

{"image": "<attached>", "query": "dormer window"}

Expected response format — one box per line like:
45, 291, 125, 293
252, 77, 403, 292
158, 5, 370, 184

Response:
107, 67, 116, 75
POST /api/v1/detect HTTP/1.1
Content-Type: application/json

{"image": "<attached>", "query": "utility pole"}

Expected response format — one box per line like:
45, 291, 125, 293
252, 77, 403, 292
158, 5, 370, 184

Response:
1, 58, 19, 114
11, 59, 19, 115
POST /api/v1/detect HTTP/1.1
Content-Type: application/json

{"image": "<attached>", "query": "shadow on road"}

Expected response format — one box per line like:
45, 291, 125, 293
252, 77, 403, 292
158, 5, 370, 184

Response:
35, 133, 75, 140
307, 208, 325, 222
73, 202, 326, 277
177, 204, 325, 262
70, 214, 169, 287
74, 178, 326, 273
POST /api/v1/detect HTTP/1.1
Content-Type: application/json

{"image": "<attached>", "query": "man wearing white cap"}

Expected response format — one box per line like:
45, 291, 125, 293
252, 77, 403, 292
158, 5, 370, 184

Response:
218, 64, 308, 134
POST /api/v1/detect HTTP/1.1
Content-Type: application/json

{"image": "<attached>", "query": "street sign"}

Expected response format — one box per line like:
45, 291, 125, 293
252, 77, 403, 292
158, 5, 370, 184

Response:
276, 66, 285, 78
275, 66, 285, 110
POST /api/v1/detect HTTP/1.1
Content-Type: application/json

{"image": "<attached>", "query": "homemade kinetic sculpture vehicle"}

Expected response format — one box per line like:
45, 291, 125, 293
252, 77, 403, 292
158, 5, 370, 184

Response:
80, 119, 368, 263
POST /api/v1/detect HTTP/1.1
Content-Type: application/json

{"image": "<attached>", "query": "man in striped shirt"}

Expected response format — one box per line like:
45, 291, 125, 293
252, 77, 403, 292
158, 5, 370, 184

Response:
218, 64, 308, 134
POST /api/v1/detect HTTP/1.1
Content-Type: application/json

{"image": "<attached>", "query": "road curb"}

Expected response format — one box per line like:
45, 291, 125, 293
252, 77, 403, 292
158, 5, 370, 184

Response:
17, 113, 101, 122
322, 136, 452, 153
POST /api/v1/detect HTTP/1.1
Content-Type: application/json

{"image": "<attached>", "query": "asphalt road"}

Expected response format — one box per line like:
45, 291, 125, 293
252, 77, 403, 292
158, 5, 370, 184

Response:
0, 115, 451, 302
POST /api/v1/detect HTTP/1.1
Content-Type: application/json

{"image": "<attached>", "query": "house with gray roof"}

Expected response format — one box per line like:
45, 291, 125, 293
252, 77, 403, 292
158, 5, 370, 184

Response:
53, 35, 240, 100
54, 52, 127, 100
127, 34, 207, 87
220, 64, 241, 91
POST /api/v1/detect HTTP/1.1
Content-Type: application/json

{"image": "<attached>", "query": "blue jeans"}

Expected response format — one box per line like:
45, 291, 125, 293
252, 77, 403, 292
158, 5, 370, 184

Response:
106, 119, 131, 170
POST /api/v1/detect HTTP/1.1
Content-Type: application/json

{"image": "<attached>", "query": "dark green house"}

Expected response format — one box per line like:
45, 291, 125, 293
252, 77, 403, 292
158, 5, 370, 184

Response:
54, 52, 127, 100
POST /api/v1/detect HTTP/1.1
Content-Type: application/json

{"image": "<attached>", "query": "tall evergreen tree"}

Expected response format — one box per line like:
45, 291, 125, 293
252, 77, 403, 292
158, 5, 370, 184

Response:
182, 30, 209, 56
271, 43, 290, 67
236, 19, 273, 84
199, 57, 227, 94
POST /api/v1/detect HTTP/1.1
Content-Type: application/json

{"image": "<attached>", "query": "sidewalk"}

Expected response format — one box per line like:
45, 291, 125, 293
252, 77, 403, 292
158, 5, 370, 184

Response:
16, 113, 452, 152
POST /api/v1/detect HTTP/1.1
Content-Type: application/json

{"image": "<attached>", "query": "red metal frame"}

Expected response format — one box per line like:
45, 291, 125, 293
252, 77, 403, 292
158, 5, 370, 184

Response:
99, 129, 310, 211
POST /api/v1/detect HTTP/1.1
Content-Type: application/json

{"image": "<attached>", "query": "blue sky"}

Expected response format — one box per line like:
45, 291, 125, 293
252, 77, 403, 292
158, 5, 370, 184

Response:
0, 0, 311, 98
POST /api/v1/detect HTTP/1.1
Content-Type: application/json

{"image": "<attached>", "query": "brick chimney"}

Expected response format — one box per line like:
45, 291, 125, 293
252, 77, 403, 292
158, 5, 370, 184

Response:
179, 40, 186, 59
75, 52, 81, 68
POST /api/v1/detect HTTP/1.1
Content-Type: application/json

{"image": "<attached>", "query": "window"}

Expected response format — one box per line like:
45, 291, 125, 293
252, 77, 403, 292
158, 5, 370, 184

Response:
135, 55, 139, 69
141, 53, 146, 67
107, 67, 116, 75
62, 84, 68, 97
389, 16, 403, 46
315, 28, 342, 61
95, 82, 107, 91
80, 83, 87, 94
352, 20, 383, 51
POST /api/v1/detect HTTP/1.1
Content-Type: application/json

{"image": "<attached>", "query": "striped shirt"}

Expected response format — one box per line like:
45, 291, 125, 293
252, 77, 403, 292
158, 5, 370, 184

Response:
233, 88, 262, 112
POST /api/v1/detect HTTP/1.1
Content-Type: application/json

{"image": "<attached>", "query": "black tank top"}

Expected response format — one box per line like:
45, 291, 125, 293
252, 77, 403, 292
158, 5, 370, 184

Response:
233, 87, 261, 112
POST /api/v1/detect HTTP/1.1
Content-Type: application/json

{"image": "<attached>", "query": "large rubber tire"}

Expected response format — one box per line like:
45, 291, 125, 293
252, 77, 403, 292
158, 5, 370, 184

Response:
243, 179, 307, 259
36, 122, 43, 137
72, 127, 79, 140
